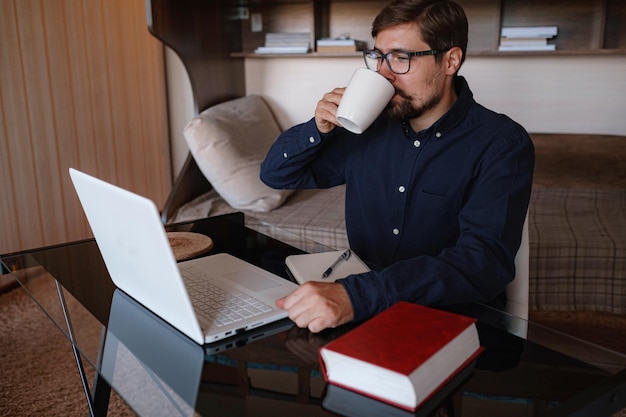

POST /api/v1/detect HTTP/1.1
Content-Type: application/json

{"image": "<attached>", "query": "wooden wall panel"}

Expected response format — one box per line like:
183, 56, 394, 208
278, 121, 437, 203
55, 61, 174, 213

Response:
0, 0, 170, 254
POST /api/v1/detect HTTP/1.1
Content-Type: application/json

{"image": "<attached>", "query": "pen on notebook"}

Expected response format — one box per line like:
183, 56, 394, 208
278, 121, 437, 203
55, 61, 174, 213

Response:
322, 249, 351, 279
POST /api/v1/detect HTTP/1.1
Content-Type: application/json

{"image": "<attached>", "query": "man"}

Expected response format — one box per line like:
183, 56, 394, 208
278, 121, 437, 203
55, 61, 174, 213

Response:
260, 0, 534, 333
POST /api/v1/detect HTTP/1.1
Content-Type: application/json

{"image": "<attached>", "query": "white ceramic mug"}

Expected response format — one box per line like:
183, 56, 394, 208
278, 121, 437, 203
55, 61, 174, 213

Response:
336, 68, 395, 134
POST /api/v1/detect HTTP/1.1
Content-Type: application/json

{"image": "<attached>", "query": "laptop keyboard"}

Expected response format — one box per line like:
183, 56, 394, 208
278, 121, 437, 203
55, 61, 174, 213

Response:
181, 265, 273, 327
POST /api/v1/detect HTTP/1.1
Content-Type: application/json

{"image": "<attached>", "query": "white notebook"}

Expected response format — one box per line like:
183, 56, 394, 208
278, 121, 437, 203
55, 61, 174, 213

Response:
286, 250, 370, 284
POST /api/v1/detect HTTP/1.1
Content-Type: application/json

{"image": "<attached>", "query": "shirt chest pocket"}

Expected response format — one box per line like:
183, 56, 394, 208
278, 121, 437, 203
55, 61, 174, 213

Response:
417, 190, 458, 215
411, 191, 461, 246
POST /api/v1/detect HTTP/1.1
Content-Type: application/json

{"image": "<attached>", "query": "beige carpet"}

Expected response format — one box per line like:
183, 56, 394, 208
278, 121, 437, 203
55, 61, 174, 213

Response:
0, 275, 134, 416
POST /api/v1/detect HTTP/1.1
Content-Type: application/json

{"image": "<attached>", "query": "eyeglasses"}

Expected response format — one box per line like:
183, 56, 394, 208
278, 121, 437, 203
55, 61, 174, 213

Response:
363, 48, 450, 75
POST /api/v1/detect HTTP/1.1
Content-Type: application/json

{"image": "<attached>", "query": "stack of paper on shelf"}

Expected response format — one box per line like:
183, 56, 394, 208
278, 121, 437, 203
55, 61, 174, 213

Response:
319, 302, 483, 411
498, 26, 558, 51
255, 32, 310, 54
316, 37, 368, 53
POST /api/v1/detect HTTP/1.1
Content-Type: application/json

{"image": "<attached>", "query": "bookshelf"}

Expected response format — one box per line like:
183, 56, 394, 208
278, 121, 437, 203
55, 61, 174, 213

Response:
147, 0, 625, 114
232, 0, 626, 57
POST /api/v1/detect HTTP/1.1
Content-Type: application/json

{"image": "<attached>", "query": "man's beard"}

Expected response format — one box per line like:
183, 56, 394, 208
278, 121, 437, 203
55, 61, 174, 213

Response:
384, 87, 443, 121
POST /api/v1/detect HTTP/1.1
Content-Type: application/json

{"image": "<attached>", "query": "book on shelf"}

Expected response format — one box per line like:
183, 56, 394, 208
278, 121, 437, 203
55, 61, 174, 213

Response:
285, 249, 370, 284
498, 44, 556, 52
499, 37, 548, 46
500, 26, 558, 39
499, 26, 558, 51
254, 32, 310, 54
318, 302, 483, 412
316, 38, 368, 53
254, 46, 310, 54
317, 45, 363, 53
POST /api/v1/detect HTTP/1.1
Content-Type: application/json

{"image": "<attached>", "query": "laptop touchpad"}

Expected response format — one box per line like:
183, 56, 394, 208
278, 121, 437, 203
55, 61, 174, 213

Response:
225, 269, 281, 292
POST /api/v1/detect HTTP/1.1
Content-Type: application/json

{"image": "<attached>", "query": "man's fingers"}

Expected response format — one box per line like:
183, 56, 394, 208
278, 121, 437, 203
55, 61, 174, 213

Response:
314, 88, 347, 133
275, 282, 353, 332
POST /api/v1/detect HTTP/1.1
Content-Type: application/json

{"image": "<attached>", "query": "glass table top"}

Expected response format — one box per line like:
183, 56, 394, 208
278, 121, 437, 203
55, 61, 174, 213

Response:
2, 213, 626, 416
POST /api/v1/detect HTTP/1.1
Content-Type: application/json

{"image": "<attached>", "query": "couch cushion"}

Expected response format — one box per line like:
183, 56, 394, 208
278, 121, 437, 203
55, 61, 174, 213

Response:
184, 95, 292, 212
529, 188, 626, 313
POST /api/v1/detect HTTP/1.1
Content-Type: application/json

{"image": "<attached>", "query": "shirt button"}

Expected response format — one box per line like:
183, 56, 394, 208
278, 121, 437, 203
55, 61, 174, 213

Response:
309, 136, 315, 143
398, 186, 405, 193
435, 132, 442, 138
283, 152, 288, 158
413, 140, 421, 148
392, 228, 400, 235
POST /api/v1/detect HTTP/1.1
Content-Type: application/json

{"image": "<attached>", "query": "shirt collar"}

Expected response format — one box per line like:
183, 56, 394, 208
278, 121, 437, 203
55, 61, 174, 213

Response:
388, 75, 475, 139
431, 76, 474, 137
403, 76, 474, 139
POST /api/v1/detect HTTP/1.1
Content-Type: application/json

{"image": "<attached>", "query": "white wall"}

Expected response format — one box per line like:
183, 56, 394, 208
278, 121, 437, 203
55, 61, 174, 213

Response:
461, 55, 626, 136
245, 55, 626, 135
167, 53, 626, 175
165, 47, 195, 177
245, 57, 362, 129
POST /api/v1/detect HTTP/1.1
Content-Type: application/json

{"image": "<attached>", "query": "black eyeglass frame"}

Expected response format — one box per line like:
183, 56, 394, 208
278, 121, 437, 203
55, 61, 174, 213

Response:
362, 48, 450, 74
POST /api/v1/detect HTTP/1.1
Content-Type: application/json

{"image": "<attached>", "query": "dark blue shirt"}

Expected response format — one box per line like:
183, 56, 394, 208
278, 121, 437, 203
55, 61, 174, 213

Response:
260, 76, 534, 322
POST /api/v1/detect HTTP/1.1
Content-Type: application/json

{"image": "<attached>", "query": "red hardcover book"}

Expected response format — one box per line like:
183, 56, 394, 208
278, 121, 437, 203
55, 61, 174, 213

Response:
319, 302, 483, 411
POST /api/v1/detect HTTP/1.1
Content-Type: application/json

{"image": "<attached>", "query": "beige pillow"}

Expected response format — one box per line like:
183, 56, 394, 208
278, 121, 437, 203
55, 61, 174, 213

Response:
183, 95, 293, 212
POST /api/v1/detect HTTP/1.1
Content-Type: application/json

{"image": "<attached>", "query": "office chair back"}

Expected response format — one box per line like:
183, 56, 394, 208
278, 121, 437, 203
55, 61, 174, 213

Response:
504, 211, 530, 336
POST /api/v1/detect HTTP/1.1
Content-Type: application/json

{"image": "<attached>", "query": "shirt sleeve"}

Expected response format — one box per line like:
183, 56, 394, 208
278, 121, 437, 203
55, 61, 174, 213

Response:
338, 129, 535, 322
260, 118, 346, 190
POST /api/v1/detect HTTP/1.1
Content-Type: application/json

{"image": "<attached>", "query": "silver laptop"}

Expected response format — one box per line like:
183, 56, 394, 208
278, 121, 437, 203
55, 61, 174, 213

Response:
69, 168, 298, 345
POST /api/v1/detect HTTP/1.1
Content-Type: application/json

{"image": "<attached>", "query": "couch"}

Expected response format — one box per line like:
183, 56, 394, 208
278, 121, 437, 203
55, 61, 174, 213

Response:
164, 95, 626, 315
